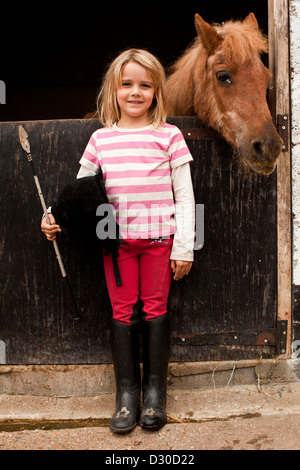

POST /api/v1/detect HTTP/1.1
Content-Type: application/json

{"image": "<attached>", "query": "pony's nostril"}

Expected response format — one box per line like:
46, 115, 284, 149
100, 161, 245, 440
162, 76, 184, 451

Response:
251, 141, 265, 162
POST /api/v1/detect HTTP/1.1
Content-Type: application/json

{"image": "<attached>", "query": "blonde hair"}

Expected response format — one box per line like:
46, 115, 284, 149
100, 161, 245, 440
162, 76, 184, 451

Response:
97, 49, 167, 128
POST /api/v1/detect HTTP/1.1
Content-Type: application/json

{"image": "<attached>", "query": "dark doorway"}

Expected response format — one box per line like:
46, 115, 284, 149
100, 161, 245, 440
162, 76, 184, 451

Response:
1, 1, 268, 121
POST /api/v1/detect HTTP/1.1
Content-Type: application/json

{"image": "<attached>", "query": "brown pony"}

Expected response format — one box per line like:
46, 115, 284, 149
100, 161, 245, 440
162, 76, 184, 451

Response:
166, 13, 283, 175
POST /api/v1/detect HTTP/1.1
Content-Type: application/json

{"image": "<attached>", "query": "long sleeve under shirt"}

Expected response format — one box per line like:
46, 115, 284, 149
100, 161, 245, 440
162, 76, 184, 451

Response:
78, 124, 195, 261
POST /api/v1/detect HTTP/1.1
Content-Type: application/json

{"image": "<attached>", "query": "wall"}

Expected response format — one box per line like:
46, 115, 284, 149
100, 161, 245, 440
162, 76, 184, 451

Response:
290, 0, 300, 346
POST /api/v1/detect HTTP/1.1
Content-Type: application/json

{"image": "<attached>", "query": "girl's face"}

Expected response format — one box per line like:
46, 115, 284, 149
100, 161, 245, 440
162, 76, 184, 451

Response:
116, 61, 155, 127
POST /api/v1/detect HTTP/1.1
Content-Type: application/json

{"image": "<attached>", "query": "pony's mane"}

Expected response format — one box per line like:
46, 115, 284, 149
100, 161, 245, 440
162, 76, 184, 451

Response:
214, 20, 268, 64
168, 19, 268, 82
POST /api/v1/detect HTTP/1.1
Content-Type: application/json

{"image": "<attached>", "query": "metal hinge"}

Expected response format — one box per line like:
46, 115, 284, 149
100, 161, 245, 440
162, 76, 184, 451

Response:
276, 320, 288, 355
171, 320, 288, 354
277, 114, 289, 152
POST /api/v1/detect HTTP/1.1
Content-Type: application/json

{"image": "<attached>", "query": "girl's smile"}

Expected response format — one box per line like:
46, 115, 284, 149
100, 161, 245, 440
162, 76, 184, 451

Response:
117, 61, 155, 128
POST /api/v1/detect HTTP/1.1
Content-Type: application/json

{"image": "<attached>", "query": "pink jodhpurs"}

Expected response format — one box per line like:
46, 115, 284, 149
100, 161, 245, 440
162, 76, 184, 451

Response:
103, 237, 174, 325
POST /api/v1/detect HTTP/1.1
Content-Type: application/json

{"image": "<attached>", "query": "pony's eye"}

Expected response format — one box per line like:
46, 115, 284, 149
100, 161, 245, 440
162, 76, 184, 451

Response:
216, 71, 232, 85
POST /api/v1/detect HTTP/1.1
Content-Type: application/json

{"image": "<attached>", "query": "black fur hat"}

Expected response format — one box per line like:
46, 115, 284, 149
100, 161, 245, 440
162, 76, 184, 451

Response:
52, 172, 123, 285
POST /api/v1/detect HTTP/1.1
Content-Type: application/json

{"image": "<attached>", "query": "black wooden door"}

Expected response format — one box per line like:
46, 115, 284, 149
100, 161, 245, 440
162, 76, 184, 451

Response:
0, 118, 282, 364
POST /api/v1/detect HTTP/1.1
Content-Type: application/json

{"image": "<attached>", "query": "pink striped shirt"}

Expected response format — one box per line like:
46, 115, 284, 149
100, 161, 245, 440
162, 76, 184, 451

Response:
79, 123, 193, 239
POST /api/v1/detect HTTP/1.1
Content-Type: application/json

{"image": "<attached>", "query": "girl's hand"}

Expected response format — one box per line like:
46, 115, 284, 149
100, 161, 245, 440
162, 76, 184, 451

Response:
41, 213, 61, 241
171, 260, 193, 281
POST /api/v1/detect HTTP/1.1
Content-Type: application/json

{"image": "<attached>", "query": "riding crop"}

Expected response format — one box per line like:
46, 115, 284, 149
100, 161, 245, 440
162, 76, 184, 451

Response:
18, 125, 81, 321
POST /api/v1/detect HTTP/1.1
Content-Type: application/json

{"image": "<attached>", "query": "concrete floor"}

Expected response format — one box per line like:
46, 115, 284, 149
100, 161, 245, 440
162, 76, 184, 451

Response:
0, 359, 299, 451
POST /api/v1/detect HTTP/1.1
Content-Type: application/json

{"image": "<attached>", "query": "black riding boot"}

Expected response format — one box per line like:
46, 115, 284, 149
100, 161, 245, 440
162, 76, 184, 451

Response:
140, 314, 170, 431
109, 320, 141, 434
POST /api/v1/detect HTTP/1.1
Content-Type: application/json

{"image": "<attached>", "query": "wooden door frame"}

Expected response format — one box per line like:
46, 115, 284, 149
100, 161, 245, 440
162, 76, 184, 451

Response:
268, 0, 292, 356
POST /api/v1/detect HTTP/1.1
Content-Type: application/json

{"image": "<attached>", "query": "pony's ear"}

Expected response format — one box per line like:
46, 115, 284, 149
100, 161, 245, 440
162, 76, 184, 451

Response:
243, 12, 259, 29
195, 14, 222, 56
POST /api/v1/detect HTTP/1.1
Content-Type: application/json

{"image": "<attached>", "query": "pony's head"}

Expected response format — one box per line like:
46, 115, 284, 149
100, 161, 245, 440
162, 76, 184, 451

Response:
165, 13, 283, 175
194, 13, 283, 175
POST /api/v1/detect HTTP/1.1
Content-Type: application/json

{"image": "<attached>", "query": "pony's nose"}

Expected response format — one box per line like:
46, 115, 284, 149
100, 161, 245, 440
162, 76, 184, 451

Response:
251, 141, 266, 163
251, 136, 282, 164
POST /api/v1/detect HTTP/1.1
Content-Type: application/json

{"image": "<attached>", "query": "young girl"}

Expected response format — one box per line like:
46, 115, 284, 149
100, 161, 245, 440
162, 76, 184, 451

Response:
41, 49, 195, 434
